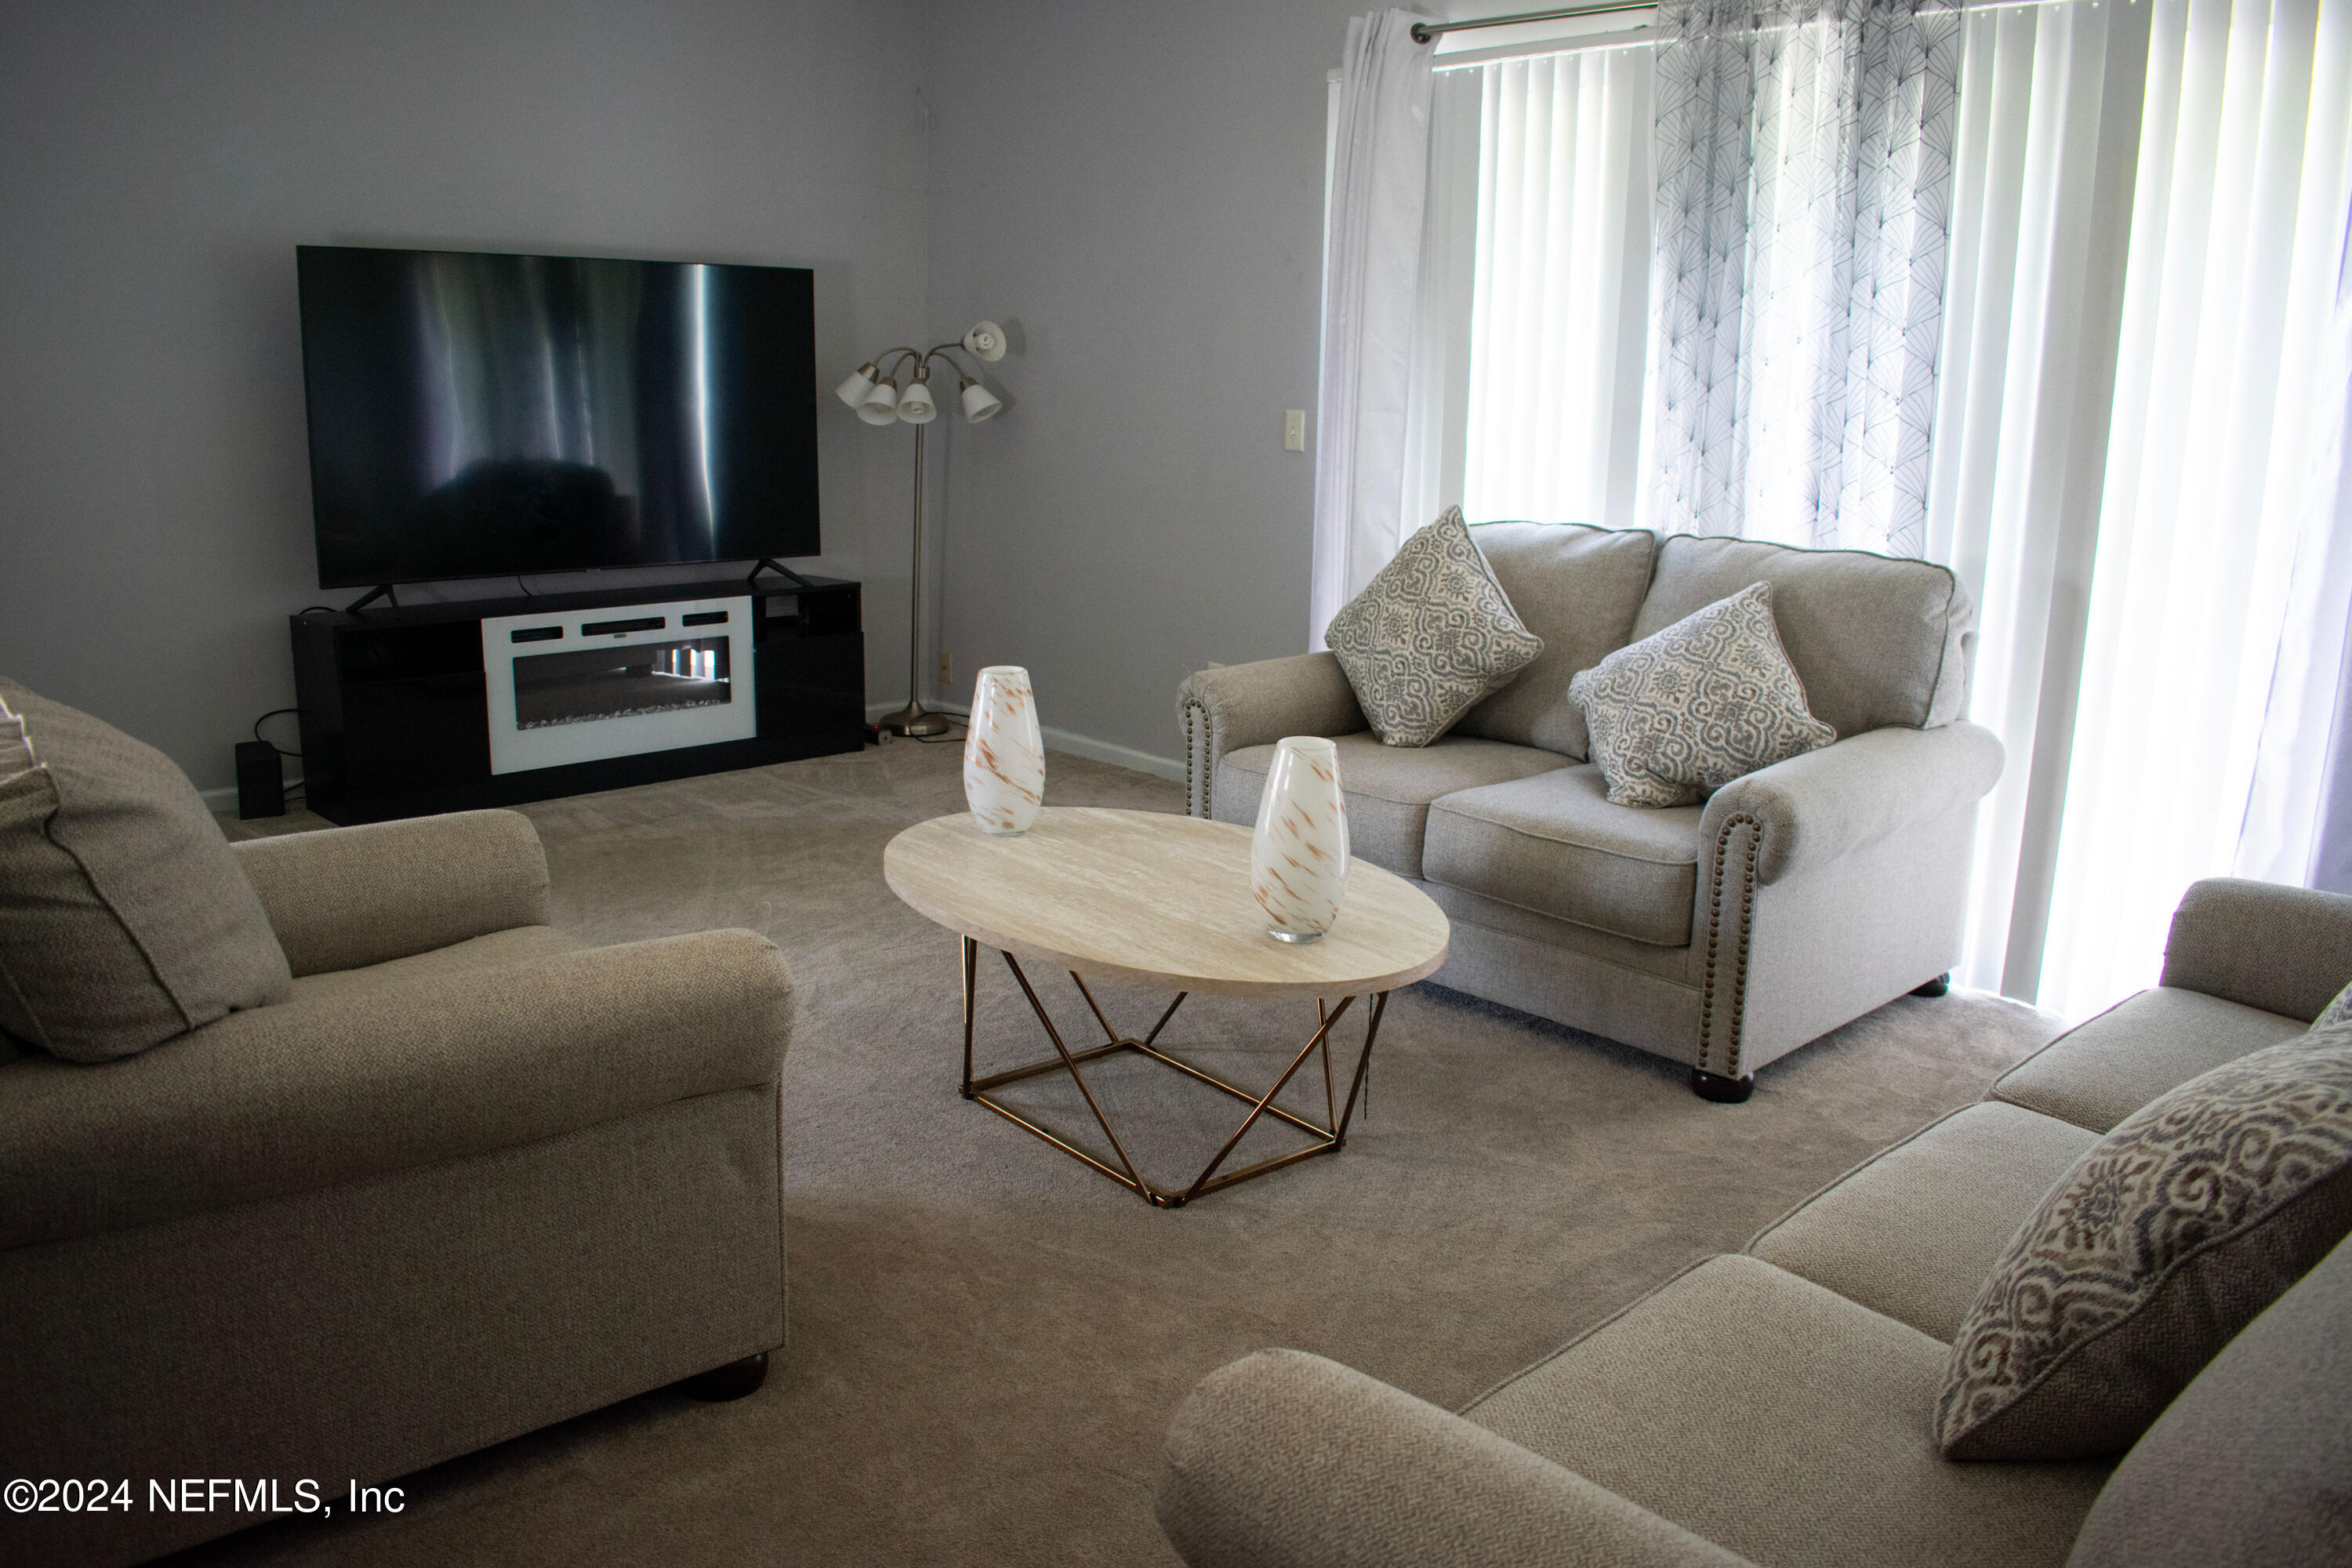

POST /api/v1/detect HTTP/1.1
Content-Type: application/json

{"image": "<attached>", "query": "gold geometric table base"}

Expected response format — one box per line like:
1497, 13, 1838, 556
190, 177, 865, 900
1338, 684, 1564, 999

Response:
957, 935, 1390, 1208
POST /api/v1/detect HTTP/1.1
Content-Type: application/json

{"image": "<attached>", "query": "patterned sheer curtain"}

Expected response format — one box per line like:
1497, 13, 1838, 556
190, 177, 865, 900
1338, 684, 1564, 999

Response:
1646, 0, 1965, 553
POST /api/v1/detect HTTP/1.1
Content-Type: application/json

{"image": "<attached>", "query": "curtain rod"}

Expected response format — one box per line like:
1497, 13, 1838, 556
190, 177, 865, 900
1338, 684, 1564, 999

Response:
1410, 2, 1659, 45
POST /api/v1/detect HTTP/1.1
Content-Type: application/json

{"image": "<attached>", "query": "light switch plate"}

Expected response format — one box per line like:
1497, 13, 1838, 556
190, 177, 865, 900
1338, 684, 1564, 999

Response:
1283, 410, 1307, 452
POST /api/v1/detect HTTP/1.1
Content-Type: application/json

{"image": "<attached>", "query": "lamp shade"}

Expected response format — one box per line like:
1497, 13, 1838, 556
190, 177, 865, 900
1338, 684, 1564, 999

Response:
834, 364, 879, 409
960, 378, 1004, 423
857, 376, 901, 423
964, 321, 1007, 362
898, 373, 938, 424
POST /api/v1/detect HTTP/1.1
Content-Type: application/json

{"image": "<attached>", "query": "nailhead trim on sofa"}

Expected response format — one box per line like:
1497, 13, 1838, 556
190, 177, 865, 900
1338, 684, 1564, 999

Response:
1181, 697, 1211, 818
1699, 814, 1762, 1079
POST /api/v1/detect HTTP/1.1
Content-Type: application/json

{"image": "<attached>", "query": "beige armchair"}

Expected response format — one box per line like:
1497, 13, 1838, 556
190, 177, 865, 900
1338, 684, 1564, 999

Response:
0, 809, 793, 1567
1179, 525, 2001, 1098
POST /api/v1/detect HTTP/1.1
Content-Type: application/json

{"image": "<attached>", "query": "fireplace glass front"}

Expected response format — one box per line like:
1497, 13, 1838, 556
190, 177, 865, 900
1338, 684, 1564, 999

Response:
511, 637, 733, 731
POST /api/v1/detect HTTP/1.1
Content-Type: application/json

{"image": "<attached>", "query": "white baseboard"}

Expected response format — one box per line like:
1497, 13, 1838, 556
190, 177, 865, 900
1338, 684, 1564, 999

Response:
880, 698, 1184, 782
1040, 722, 1184, 782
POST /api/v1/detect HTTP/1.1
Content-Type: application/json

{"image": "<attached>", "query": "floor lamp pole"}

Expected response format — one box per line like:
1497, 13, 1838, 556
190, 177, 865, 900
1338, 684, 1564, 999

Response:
880, 419, 950, 737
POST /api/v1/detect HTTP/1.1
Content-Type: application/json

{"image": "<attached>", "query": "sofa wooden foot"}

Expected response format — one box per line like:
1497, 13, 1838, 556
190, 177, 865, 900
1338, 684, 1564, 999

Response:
1690, 1068, 1754, 1103
1911, 973, 1951, 998
681, 1352, 768, 1402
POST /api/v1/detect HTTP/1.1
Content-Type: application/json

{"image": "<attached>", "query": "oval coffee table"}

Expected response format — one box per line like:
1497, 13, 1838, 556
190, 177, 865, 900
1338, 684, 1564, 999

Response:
883, 807, 1450, 1207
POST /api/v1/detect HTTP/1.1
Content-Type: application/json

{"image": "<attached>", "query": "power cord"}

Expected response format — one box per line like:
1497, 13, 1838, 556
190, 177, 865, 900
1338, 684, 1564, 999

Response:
252, 707, 304, 759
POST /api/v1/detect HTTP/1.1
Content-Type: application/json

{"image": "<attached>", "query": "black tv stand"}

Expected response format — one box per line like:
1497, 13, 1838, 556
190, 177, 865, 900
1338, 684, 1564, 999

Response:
291, 574, 866, 824
746, 557, 819, 591
343, 583, 399, 614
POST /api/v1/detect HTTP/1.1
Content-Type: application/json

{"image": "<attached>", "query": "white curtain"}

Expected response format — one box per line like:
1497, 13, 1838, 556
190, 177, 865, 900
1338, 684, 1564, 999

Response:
1458, 48, 1657, 527
2038, 0, 2352, 1018
1646, 0, 1965, 554
2239, 183, 2352, 888
1926, 0, 2147, 997
1312, 9, 1436, 646
2294, 252, 2352, 894
1400, 67, 1483, 536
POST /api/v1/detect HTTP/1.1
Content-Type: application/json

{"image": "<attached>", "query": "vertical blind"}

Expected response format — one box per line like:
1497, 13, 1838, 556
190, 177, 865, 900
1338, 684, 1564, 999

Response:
1459, 48, 1656, 528
2038, 0, 2352, 1017
1927, 0, 2142, 998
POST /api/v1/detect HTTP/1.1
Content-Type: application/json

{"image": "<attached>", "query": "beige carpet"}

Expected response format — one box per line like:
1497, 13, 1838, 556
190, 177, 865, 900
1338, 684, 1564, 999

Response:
187, 740, 2058, 1566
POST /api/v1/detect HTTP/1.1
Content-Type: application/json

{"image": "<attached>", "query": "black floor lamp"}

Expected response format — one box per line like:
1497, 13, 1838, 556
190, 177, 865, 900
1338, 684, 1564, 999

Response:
835, 321, 1008, 737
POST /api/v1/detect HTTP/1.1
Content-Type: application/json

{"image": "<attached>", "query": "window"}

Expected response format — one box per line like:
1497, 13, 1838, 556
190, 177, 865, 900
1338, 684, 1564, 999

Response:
1323, 0, 2352, 1014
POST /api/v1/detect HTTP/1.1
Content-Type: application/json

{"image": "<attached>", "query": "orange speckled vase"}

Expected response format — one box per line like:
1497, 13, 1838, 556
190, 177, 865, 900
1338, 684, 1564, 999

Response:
1248, 735, 1349, 942
963, 666, 1045, 836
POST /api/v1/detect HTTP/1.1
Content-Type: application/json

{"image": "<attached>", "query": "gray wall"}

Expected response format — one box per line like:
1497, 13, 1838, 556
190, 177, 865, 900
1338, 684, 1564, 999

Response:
1, 0, 1420, 789
922, 0, 1374, 766
0, 0, 931, 792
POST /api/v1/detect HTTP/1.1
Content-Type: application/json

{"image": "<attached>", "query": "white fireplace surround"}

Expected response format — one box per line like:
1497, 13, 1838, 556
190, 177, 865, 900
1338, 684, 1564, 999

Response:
480, 595, 757, 775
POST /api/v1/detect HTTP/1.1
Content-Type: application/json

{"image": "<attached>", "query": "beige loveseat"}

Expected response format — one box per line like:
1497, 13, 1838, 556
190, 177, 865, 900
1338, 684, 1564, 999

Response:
1156, 877, 2352, 1567
1178, 525, 1998, 1099
0, 809, 794, 1566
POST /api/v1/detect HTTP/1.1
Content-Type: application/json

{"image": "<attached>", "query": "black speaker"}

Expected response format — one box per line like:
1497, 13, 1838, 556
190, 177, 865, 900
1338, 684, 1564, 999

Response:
234, 740, 285, 819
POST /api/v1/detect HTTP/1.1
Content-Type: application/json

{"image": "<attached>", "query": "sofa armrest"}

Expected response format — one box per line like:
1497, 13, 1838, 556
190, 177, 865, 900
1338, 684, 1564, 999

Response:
1178, 655, 1367, 816
1159, 1349, 1753, 1568
230, 810, 551, 976
0, 928, 791, 1250
1697, 722, 2004, 887
2159, 877, 2352, 1022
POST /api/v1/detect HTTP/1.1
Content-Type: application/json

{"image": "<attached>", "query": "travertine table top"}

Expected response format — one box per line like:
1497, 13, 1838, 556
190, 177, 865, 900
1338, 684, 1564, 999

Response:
883, 808, 1450, 998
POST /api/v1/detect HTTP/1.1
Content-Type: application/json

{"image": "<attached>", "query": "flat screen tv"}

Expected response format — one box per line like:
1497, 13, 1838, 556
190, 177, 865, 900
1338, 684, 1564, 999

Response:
296, 245, 819, 589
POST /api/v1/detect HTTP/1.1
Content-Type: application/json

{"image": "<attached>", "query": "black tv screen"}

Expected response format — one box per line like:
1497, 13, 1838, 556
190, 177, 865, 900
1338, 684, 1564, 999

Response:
296, 245, 819, 588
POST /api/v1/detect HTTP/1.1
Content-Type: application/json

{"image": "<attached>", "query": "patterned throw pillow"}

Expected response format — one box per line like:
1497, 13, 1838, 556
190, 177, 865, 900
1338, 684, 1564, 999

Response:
2317, 977, 2352, 1028
1325, 509, 1544, 748
1567, 583, 1834, 808
1937, 1024, 2352, 1461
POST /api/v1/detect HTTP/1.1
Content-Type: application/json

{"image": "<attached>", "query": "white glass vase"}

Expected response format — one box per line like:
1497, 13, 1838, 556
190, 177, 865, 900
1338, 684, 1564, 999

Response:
964, 665, 1044, 836
1249, 735, 1349, 942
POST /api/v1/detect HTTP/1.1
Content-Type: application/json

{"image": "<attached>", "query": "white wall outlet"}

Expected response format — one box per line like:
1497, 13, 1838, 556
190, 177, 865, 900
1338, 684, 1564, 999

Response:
1283, 409, 1308, 452
938, 651, 953, 683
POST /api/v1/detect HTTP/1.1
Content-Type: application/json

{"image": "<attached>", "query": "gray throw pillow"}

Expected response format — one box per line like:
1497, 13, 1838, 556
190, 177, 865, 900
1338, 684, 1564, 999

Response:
1937, 1024, 2352, 1461
0, 678, 291, 1062
1568, 583, 1835, 808
2064, 1232, 2352, 1568
1325, 509, 1544, 748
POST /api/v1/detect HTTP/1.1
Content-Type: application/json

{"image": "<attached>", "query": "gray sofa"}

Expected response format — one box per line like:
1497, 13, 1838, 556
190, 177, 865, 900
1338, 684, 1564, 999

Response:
0, 809, 795, 1566
1156, 877, 2352, 1567
1178, 525, 1999, 1099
